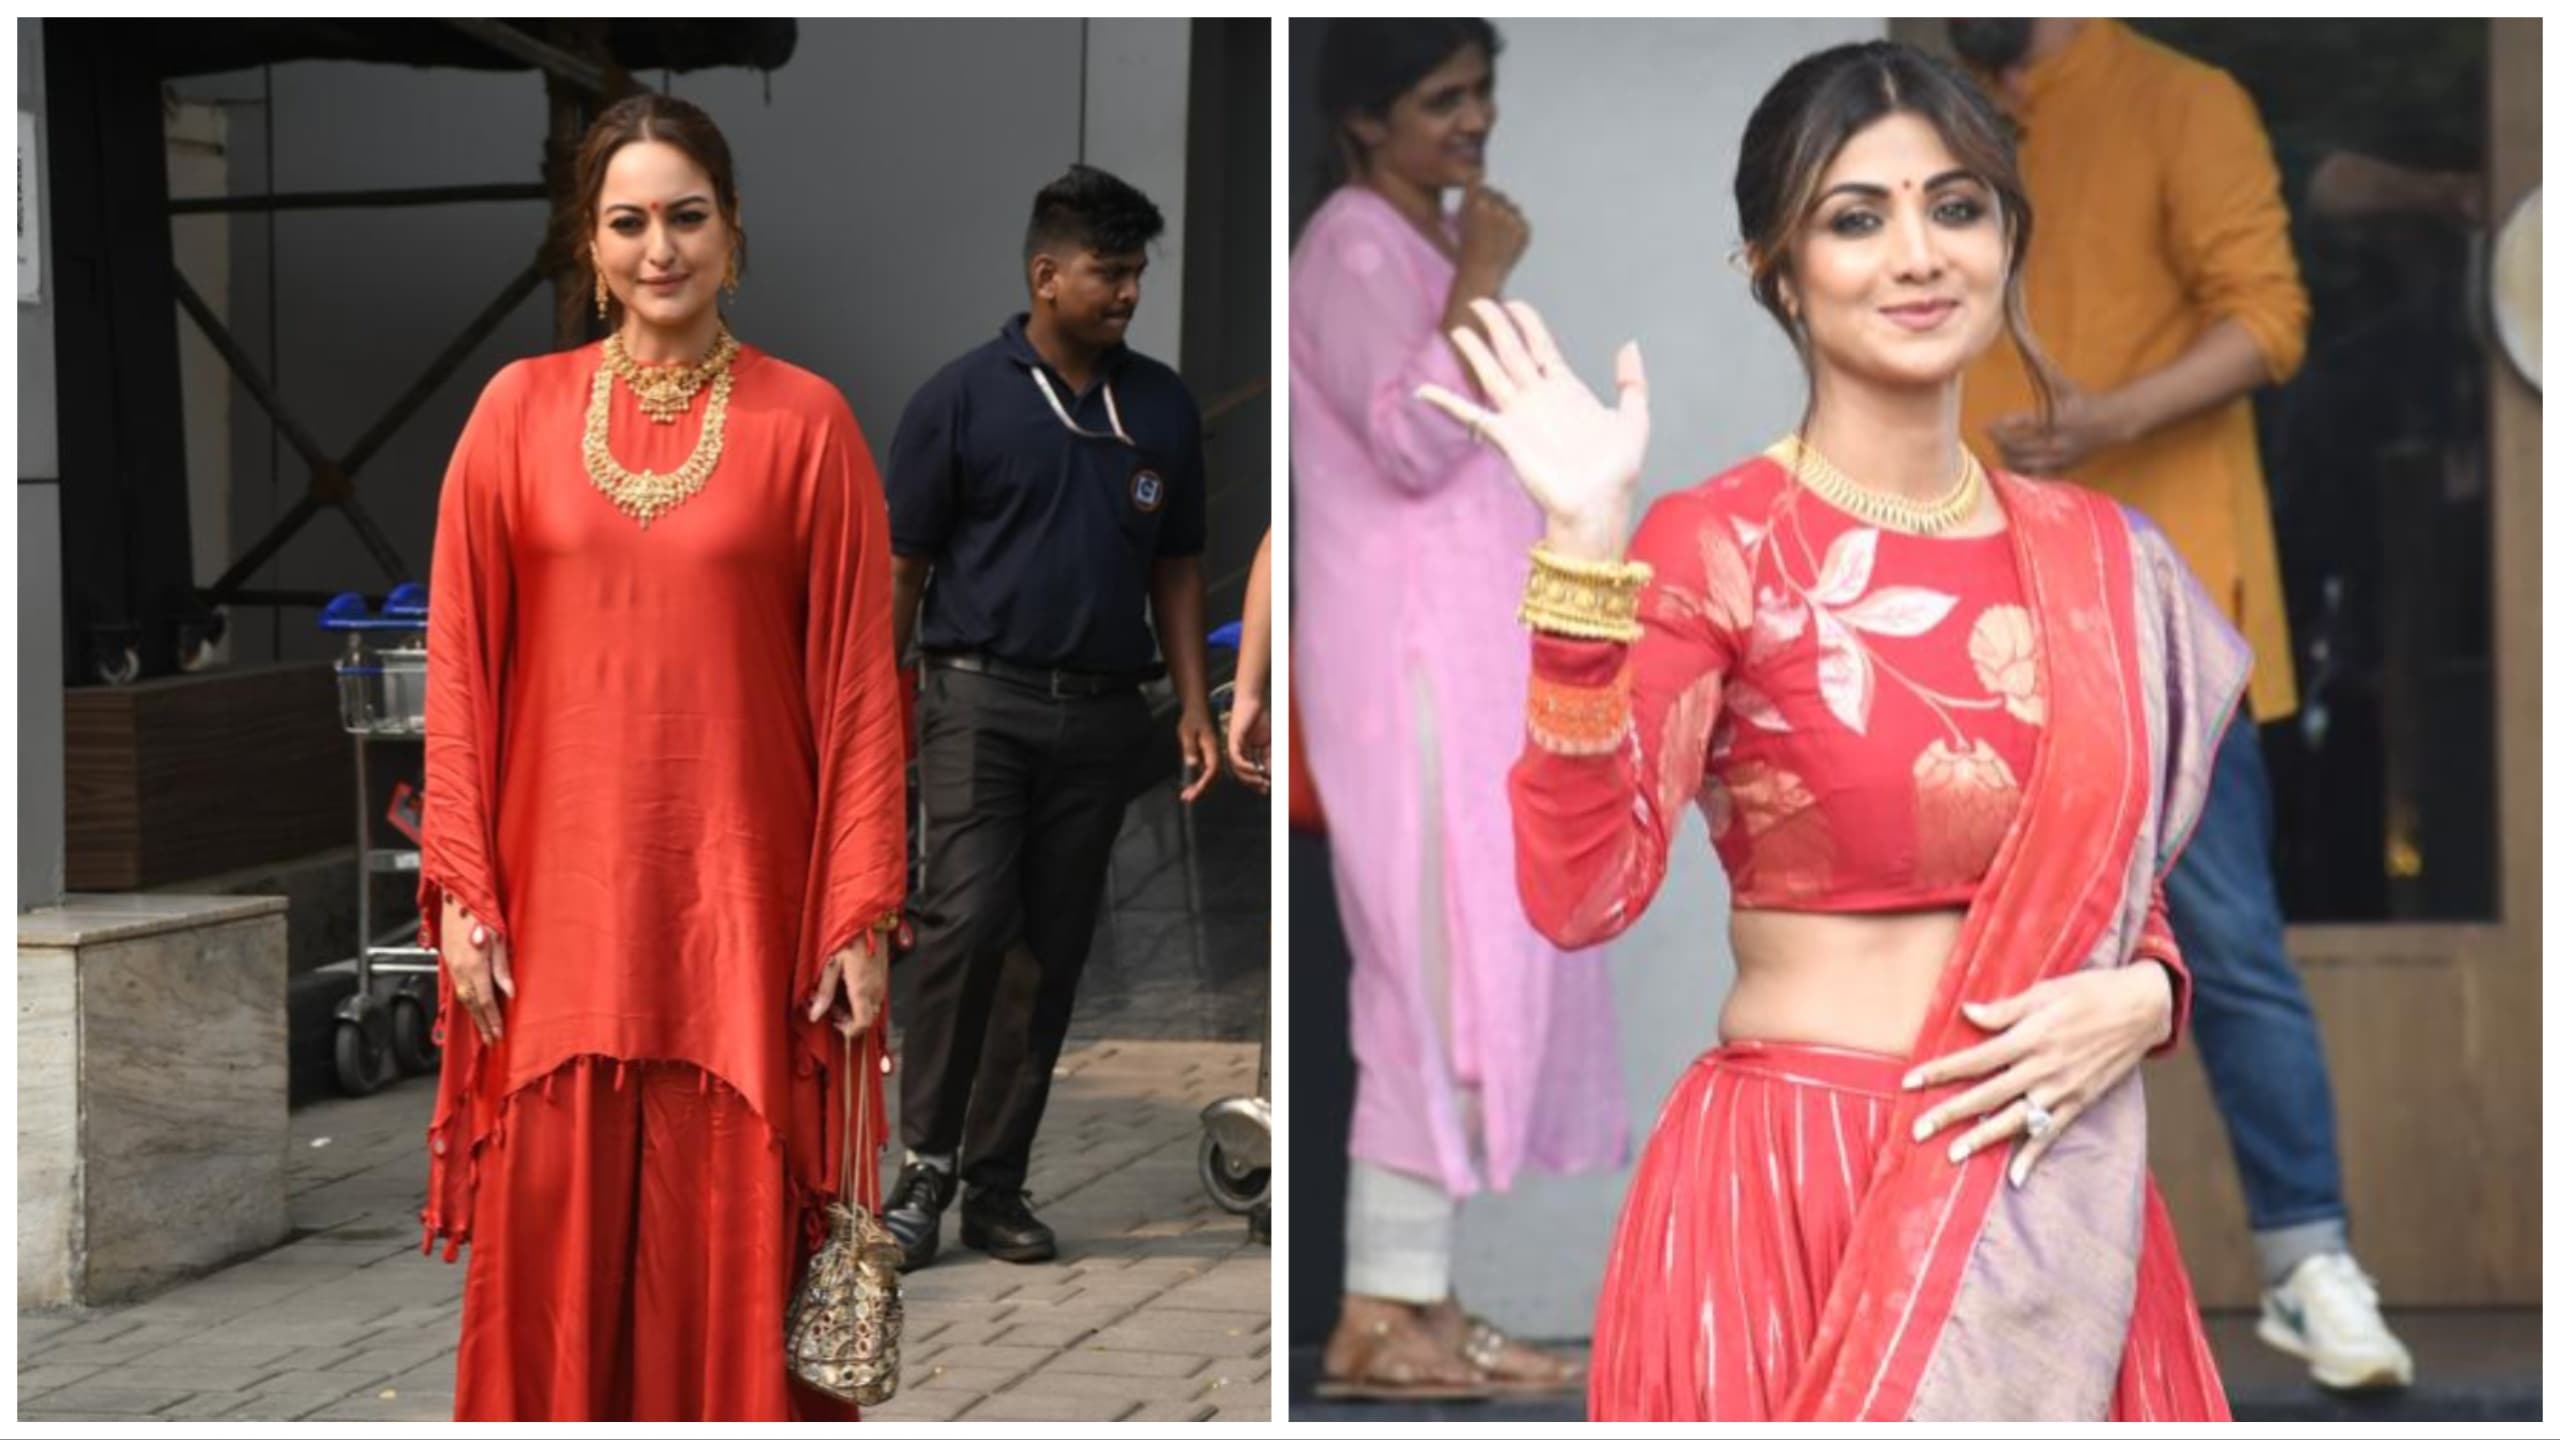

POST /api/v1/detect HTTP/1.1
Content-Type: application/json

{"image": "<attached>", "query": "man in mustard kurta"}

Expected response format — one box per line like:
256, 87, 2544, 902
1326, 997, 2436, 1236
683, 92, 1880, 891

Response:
1954, 17, 2413, 1391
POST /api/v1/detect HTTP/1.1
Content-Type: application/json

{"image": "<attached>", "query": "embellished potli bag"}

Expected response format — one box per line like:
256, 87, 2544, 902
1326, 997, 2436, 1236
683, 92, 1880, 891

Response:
786, 1024, 903, 1405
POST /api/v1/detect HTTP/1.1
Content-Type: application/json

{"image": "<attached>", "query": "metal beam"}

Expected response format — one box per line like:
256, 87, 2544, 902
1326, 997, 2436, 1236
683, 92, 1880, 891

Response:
446, 19, 608, 94
171, 268, 334, 474
204, 585, 385, 611
342, 260, 545, 474
185, 22, 640, 619
168, 182, 549, 215
202, 493, 324, 606
336, 496, 412, 583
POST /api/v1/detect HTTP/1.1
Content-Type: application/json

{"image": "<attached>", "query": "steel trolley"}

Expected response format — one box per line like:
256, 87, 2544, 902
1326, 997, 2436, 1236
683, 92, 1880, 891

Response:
319, 584, 443, 1096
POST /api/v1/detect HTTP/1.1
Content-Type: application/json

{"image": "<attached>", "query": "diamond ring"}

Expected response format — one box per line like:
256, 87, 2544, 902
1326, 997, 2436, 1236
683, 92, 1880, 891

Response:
2021, 1095, 2056, 1141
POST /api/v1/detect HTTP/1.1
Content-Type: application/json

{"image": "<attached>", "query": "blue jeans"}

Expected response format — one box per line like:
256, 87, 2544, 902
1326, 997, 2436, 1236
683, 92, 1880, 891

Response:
2167, 720, 2350, 1276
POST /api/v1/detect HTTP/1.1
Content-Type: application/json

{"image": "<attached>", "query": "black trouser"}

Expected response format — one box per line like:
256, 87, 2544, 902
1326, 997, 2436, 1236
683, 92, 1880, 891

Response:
899, 664, 1145, 1194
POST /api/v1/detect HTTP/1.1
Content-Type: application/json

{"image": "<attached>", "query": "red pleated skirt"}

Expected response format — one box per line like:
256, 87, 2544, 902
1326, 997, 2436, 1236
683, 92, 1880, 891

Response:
1589, 1041, 2226, 1421
450, 1056, 858, 1422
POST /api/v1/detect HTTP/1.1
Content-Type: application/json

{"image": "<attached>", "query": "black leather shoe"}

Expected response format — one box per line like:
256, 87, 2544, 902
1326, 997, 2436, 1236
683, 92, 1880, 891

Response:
960, 1186, 1057, 1263
883, 1161, 956, 1272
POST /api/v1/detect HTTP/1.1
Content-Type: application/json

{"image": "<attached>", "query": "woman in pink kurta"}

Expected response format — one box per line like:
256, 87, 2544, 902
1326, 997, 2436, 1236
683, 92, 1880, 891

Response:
1291, 19, 1624, 1399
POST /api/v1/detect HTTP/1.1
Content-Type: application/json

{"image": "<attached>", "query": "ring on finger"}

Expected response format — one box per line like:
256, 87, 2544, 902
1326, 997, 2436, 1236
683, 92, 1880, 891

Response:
2020, 1094, 2056, 1141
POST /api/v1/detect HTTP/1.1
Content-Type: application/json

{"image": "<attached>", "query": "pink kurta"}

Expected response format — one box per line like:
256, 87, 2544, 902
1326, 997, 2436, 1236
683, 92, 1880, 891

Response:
1290, 184, 1625, 1196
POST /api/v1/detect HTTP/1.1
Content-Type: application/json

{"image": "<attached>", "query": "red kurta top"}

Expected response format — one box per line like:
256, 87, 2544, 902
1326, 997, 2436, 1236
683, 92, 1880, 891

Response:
416, 342, 907, 1254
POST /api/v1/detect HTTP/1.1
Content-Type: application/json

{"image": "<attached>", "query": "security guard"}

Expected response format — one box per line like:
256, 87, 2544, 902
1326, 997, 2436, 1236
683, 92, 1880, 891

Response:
882, 164, 1218, 1269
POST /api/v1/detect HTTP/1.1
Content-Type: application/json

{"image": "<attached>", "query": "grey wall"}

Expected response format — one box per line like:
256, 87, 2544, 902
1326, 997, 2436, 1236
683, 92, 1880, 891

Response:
172, 19, 1242, 665
21, 17, 65, 910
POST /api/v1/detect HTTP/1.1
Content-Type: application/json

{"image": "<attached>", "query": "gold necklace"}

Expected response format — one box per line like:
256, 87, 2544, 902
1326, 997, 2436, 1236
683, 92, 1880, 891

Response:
583, 335, 738, 529
1767, 433, 1986, 536
603, 325, 739, 424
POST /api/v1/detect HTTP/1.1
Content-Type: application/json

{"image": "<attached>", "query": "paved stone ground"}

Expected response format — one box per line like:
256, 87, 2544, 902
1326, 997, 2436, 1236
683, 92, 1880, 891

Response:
18, 1039, 1270, 1423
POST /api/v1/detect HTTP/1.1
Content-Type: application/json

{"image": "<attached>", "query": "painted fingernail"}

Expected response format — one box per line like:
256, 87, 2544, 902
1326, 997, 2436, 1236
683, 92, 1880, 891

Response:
1949, 1141, 1971, 1163
1911, 1117, 1935, 1142
1901, 1071, 1925, 1091
2009, 1156, 2029, 1189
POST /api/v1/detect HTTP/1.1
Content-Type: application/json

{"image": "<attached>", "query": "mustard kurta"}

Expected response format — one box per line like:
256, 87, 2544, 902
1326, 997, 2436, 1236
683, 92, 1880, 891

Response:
1961, 18, 2305, 720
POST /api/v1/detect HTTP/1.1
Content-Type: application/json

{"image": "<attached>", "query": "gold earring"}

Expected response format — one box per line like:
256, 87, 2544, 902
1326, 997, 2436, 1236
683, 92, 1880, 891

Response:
594, 267, 609, 319
723, 251, 740, 299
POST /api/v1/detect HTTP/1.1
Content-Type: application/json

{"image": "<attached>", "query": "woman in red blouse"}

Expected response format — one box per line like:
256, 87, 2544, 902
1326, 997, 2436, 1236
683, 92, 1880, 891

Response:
417, 95, 906, 1421
1420, 43, 2246, 1421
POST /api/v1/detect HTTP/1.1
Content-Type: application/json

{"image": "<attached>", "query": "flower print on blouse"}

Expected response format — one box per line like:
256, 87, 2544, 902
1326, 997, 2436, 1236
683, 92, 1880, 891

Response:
1626, 443, 2048, 913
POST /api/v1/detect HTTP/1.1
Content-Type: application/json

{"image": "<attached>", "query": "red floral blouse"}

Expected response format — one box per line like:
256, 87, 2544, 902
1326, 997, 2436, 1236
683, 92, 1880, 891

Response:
1511, 448, 2194, 1051
1514, 451, 2048, 932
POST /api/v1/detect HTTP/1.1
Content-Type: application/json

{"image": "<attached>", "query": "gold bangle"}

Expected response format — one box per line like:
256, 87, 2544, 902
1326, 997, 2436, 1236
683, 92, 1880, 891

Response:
1519, 544, 1651, 644
1527, 667, 1633, 754
1528, 543, 1650, 582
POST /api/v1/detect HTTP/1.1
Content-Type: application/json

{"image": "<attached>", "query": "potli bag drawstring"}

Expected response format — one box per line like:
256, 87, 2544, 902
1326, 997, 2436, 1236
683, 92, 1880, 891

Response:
784, 1024, 904, 1404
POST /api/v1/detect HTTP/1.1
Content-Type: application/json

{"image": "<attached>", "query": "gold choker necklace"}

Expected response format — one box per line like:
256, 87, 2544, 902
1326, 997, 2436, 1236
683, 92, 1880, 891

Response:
603, 326, 739, 424
584, 331, 740, 528
1768, 433, 1985, 536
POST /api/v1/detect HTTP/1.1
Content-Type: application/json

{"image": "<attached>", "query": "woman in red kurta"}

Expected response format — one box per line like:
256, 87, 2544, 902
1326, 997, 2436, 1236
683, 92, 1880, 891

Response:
414, 95, 906, 1422
1419, 44, 2242, 1420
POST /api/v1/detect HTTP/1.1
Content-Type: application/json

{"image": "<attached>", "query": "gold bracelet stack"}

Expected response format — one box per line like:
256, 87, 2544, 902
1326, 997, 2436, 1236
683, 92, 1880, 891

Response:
1518, 544, 1652, 644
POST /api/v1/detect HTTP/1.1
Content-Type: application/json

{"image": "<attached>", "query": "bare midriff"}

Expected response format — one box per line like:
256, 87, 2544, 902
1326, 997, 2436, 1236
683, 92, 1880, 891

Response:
1720, 907, 1968, 1057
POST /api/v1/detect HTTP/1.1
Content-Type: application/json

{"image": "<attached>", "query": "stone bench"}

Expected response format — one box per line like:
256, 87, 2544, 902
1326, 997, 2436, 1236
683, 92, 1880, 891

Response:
19, 893, 290, 1307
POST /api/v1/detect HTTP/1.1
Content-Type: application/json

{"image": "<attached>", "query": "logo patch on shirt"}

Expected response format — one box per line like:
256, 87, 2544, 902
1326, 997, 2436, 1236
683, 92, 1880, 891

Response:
1130, 468, 1165, 513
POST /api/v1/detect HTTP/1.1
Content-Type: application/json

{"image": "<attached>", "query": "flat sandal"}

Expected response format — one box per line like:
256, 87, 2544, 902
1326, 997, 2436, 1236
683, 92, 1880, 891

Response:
1313, 1315, 1494, 1402
1459, 1312, 1586, 1396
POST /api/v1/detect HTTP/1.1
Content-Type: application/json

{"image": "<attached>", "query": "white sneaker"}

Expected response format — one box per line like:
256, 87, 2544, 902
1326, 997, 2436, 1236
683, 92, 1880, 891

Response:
2256, 1252, 2416, 1390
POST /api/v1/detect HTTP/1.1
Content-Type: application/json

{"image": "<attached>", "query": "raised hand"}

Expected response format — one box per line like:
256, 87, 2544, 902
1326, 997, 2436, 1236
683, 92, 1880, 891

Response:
1416, 298, 1650, 562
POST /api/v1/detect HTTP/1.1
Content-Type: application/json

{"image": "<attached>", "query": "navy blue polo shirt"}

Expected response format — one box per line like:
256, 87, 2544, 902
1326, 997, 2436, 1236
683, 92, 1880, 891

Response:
887, 314, 1207, 673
